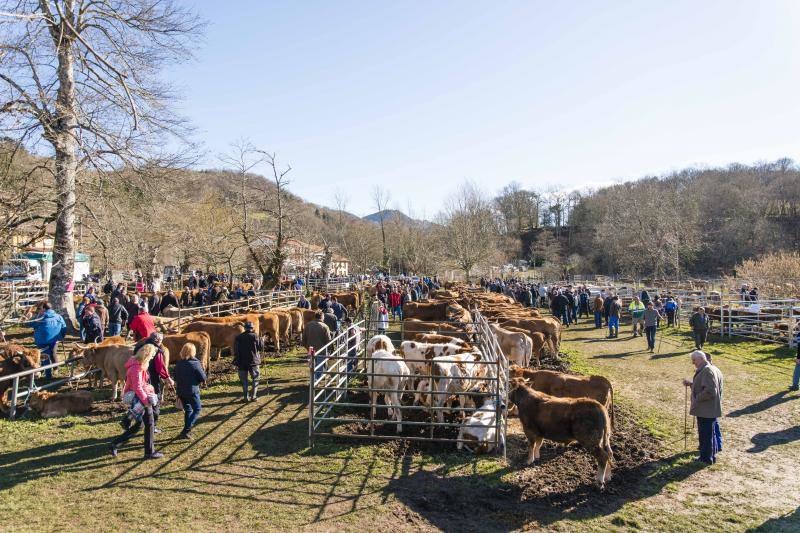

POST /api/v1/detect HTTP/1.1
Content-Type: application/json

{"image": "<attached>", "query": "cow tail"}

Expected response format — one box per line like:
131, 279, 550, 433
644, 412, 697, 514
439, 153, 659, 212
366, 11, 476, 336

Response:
610, 384, 615, 430
605, 388, 615, 463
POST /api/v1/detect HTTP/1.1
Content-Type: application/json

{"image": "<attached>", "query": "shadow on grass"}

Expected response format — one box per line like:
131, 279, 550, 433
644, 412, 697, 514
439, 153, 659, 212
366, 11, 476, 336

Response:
0, 435, 126, 491
727, 390, 797, 419
748, 506, 800, 532
648, 351, 687, 360
384, 451, 704, 531
747, 425, 800, 453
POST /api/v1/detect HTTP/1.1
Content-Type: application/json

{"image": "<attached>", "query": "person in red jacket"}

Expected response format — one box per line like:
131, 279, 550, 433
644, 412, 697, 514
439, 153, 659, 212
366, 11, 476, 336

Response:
129, 308, 155, 341
388, 288, 403, 320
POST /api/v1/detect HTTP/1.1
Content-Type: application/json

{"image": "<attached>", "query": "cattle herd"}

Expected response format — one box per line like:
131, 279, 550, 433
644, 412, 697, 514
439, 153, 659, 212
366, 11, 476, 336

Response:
1, 281, 621, 489
353, 283, 617, 488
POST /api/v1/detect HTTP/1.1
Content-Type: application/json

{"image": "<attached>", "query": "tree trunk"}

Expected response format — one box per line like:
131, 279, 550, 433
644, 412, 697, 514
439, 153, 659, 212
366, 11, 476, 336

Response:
48, 42, 79, 321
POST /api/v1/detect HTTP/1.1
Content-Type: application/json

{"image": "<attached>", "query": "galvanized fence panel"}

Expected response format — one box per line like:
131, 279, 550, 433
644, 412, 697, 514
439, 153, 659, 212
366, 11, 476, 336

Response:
308, 311, 508, 456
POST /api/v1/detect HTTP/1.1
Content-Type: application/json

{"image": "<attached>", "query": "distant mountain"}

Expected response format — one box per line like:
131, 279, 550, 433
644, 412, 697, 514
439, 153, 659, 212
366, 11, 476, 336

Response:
362, 209, 419, 226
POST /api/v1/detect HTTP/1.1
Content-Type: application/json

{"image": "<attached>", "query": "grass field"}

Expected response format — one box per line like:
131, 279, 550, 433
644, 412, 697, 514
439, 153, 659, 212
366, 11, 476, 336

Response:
1, 321, 800, 531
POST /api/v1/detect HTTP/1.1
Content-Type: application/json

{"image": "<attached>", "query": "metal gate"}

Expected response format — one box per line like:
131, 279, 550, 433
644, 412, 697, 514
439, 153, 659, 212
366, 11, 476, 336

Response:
308, 311, 508, 456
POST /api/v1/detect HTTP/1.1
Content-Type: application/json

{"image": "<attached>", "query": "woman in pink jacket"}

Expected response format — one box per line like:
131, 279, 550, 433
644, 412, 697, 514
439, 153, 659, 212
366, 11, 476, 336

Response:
109, 344, 165, 459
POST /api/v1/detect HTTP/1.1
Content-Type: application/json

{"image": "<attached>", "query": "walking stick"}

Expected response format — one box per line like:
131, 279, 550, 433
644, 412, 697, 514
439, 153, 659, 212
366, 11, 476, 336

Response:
684, 385, 688, 450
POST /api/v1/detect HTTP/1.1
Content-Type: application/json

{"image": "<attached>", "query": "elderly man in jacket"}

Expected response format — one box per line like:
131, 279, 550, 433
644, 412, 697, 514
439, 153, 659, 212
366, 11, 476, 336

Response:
233, 322, 264, 402
683, 350, 724, 464
303, 311, 332, 381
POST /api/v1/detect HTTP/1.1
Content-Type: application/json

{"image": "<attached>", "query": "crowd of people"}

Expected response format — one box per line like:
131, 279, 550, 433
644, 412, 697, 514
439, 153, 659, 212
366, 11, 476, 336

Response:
17, 271, 737, 469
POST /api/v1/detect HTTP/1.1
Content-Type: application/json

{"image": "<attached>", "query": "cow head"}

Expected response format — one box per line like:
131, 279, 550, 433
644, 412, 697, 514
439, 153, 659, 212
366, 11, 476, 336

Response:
507, 377, 528, 406
80, 347, 98, 369
28, 390, 55, 413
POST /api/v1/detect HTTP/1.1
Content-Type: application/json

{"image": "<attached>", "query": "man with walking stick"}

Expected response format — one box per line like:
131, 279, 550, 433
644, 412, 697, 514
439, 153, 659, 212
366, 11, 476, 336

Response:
682, 350, 724, 465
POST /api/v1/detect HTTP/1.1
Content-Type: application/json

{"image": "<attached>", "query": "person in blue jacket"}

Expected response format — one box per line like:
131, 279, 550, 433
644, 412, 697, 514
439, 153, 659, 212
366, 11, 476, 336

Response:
174, 343, 207, 440
28, 302, 67, 379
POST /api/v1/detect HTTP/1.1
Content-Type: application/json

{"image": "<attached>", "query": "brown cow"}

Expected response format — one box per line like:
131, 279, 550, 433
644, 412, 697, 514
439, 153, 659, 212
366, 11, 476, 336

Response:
500, 317, 561, 354
509, 378, 613, 489
163, 331, 211, 371
288, 308, 304, 339
510, 364, 615, 427
403, 301, 452, 321
192, 313, 261, 337
29, 390, 93, 418
0, 344, 41, 397
183, 321, 245, 359
258, 312, 281, 351
270, 309, 292, 344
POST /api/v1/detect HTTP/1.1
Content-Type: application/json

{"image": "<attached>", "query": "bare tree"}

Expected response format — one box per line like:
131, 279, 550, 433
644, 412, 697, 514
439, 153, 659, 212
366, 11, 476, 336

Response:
0, 138, 54, 259
220, 140, 293, 288
0, 0, 203, 315
437, 183, 498, 282
372, 185, 390, 273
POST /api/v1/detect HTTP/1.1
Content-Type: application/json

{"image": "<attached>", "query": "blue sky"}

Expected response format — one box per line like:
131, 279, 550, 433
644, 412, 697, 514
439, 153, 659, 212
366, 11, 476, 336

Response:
175, 0, 800, 217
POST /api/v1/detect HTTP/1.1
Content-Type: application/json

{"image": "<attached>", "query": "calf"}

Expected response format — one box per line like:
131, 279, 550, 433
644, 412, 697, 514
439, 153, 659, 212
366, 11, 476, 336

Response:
510, 365, 615, 427
368, 349, 411, 433
29, 390, 93, 418
503, 327, 547, 363
509, 379, 613, 489
500, 317, 561, 354
367, 334, 394, 357
457, 396, 504, 454
430, 352, 485, 422
410, 333, 472, 350
489, 323, 534, 367
398, 340, 478, 374
80, 344, 135, 400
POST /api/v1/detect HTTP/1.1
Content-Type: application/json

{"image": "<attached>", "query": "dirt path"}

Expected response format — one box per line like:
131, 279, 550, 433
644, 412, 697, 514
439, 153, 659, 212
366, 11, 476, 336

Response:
562, 320, 800, 528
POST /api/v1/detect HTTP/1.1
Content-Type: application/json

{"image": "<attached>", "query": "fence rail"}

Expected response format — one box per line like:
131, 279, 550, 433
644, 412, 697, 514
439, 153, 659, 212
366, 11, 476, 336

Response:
308, 311, 508, 456
0, 289, 303, 419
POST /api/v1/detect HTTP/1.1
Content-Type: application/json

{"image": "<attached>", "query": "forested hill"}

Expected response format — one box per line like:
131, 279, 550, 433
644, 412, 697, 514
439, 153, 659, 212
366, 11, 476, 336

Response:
4, 137, 799, 279
512, 160, 800, 278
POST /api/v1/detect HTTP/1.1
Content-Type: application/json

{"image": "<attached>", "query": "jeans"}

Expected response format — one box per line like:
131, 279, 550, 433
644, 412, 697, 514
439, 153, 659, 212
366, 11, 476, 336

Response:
571, 305, 578, 323
714, 419, 723, 452
38, 341, 58, 379
180, 391, 202, 433
697, 416, 717, 464
391, 306, 403, 320
645, 325, 657, 350
792, 363, 800, 388
693, 329, 708, 349
112, 404, 159, 456
594, 311, 603, 328
608, 316, 619, 337
108, 322, 122, 337
558, 309, 571, 326
347, 347, 357, 374
238, 366, 260, 399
